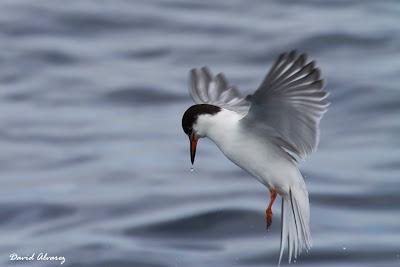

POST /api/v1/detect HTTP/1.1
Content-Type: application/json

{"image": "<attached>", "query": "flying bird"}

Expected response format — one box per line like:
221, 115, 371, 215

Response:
181, 51, 329, 264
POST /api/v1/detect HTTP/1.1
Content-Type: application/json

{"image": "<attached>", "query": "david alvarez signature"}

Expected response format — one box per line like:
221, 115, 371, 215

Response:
10, 252, 66, 265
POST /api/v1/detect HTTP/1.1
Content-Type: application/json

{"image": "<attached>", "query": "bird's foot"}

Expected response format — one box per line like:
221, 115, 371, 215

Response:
266, 208, 273, 231
265, 189, 277, 231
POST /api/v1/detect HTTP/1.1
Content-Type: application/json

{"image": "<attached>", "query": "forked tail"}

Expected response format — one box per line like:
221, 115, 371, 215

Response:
278, 185, 312, 265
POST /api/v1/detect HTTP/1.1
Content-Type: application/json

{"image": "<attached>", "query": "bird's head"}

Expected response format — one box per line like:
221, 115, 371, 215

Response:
181, 104, 221, 165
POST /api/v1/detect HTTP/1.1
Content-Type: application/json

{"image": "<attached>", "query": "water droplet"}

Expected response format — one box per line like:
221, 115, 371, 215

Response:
342, 247, 347, 251
190, 167, 194, 172
293, 259, 297, 263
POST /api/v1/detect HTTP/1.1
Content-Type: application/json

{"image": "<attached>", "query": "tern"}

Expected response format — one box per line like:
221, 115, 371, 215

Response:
181, 51, 329, 264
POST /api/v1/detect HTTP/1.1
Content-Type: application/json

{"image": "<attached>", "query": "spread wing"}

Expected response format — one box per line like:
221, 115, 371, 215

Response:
189, 67, 250, 114
242, 51, 329, 160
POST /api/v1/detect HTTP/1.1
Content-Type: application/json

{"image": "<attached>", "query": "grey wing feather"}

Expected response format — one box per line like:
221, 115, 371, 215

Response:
242, 51, 329, 160
189, 67, 250, 114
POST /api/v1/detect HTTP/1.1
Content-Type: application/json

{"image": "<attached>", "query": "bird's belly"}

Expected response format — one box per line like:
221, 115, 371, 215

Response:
215, 135, 298, 193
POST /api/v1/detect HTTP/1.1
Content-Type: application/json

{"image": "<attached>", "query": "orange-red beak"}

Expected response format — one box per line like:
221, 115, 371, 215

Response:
189, 133, 198, 165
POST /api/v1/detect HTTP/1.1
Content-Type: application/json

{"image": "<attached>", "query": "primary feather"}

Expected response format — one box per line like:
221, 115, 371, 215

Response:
189, 67, 250, 115
243, 50, 329, 159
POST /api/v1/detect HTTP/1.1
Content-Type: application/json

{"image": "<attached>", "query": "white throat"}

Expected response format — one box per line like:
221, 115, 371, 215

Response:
193, 109, 243, 143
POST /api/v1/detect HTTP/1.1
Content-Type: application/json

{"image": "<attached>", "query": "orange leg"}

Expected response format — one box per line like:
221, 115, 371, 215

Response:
265, 189, 277, 231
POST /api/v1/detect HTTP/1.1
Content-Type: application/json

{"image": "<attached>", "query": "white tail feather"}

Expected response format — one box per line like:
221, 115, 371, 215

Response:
278, 185, 312, 265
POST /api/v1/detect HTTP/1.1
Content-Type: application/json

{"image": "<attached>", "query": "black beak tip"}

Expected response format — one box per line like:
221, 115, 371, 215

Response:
190, 146, 196, 165
189, 134, 197, 165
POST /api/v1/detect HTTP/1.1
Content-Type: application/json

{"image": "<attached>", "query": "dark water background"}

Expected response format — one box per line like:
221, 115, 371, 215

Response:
0, 1, 399, 266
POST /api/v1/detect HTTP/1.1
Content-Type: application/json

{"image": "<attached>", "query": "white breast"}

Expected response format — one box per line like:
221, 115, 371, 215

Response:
195, 109, 300, 194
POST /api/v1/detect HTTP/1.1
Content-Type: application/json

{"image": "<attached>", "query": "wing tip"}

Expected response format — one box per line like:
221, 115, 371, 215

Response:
288, 50, 297, 60
187, 66, 250, 112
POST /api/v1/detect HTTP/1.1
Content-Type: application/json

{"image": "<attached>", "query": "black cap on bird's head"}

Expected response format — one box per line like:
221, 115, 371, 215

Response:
181, 104, 221, 165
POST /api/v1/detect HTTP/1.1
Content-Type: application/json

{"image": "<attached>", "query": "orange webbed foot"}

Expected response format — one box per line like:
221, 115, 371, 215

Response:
266, 207, 273, 231
265, 189, 277, 231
